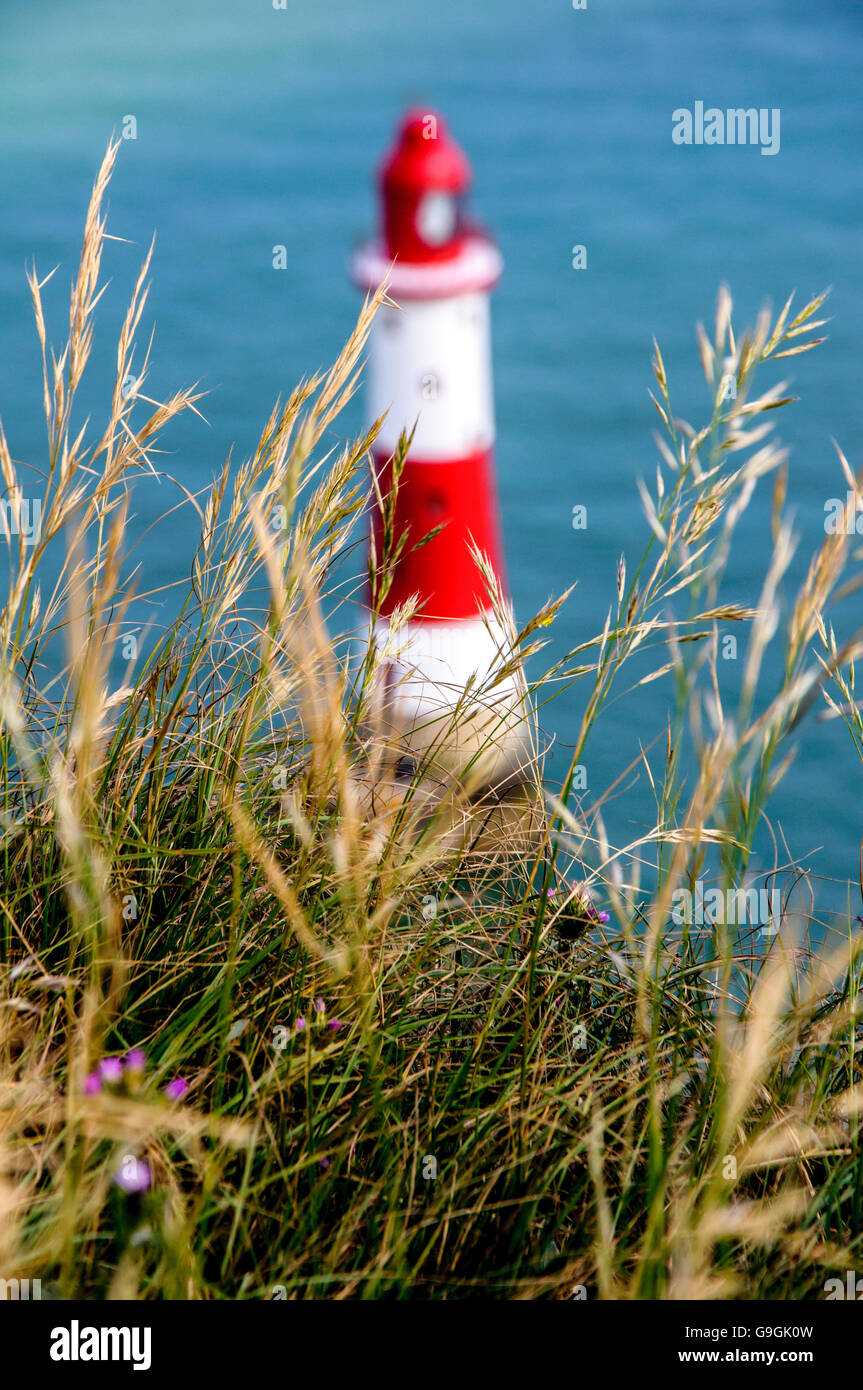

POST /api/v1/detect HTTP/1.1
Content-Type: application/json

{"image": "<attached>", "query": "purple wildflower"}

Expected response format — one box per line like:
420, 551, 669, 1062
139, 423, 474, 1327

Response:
83, 1071, 101, 1096
327, 1018, 342, 1032
313, 998, 326, 1015
113, 1158, 151, 1195
295, 1017, 306, 1032
125, 1048, 146, 1072
163, 1077, 189, 1102
98, 1057, 124, 1084
319, 1157, 330, 1169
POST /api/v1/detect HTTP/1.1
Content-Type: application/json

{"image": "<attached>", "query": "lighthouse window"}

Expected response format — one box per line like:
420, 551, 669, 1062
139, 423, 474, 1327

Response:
416, 191, 457, 246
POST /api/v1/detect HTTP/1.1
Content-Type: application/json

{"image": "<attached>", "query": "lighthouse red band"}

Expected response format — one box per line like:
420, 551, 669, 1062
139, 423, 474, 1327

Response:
353, 110, 518, 723
370, 446, 503, 619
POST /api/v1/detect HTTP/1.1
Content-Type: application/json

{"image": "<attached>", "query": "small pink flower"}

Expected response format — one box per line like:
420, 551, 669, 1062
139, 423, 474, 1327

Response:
295, 1017, 306, 1032
327, 1018, 342, 1032
313, 998, 326, 1015
83, 1072, 101, 1096
98, 1057, 123, 1084
163, 1077, 189, 1102
126, 1048, 146, 1072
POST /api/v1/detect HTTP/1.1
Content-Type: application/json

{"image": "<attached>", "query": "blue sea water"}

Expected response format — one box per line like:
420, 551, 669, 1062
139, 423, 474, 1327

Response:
0, 0, 862, 928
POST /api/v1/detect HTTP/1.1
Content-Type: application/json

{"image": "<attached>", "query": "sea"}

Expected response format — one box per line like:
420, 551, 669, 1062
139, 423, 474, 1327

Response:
1, 0, 862, 934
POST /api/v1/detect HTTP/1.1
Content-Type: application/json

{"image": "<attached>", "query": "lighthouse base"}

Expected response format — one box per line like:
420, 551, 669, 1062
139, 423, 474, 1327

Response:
365, 613, 534, 794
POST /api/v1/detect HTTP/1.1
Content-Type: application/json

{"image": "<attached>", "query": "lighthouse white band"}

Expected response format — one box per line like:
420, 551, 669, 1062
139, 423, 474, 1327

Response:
368, 292, 496, 459
367, 612, 532, 786
371, 613, 522, 720
352, 235, 503, 301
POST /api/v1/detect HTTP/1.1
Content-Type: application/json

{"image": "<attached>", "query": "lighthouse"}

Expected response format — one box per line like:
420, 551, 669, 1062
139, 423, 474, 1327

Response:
352, 110, 529, 791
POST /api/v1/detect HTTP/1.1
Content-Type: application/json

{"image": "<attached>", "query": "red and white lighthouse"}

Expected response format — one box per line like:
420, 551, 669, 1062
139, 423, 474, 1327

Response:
352, 110, 527, 784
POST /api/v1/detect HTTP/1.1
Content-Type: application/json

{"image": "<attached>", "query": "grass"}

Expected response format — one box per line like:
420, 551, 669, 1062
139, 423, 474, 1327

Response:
1, 140, 862, 1301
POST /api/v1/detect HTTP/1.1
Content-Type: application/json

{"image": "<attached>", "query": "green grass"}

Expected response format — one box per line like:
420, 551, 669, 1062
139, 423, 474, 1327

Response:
0, 141, 861, 1301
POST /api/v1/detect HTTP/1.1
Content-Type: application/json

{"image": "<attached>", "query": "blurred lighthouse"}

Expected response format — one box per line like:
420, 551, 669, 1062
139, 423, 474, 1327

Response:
352, 109, 528, 786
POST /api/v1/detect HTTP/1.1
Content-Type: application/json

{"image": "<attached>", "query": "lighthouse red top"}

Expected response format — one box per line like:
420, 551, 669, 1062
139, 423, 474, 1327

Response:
352, 109, 502, 299
380, 110, 472, 264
